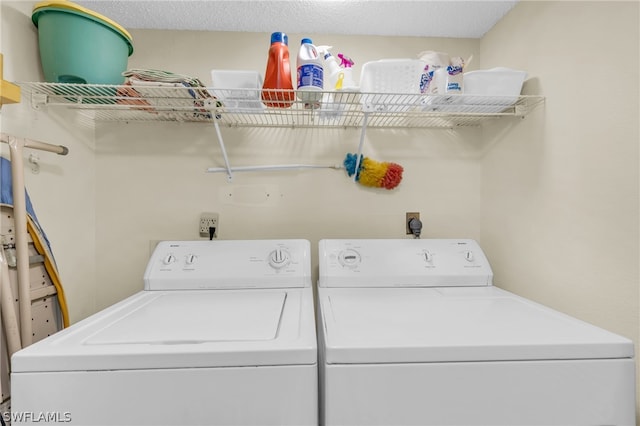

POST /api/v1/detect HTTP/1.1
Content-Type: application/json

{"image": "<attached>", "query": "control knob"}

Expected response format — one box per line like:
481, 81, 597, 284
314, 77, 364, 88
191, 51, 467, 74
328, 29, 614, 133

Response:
338, 249, 361, 268
268, 248, 291, 269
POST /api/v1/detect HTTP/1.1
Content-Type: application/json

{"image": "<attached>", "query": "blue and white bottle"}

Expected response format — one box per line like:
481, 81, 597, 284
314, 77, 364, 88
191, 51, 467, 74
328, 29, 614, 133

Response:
296, 38, 323, 107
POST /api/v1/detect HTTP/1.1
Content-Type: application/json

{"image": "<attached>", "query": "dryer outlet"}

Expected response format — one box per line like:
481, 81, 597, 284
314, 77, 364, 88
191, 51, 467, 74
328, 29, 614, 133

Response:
406, 212, 420, 234
199, 213, 219, 238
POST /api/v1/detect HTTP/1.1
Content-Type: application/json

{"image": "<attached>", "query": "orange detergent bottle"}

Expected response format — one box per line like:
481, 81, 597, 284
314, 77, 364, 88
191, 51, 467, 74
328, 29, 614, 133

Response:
262, 32, 295, 108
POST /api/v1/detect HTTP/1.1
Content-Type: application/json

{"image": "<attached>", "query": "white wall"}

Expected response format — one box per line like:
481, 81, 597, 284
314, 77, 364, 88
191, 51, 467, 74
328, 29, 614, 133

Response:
479, 1, 639, 420
0, 1, 97, 322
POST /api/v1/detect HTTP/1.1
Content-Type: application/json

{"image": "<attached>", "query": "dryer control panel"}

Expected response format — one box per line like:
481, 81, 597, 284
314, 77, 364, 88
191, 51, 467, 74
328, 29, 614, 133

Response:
145, 240, 311, 290
319, 239, 493, 287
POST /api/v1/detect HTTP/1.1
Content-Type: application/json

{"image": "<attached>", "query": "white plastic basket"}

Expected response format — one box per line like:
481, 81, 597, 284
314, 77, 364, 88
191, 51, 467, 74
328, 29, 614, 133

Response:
210, 70, 265, 112
359, 59, 426, 112
423, 67, 528, 114
462, 67, 527, 111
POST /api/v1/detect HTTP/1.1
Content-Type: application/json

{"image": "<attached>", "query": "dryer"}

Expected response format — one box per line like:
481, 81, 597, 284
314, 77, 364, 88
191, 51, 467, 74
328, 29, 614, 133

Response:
316, 239, 635, 425
11, 240, 317, 426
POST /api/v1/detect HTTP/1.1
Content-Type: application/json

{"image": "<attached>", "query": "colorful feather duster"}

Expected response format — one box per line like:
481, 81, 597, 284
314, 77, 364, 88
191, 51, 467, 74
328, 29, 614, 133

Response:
344, 153, 403, 190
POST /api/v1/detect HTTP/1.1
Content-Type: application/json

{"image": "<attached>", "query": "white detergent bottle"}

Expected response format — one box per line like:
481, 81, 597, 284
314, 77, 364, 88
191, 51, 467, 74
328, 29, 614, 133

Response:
318, 45, 341, 90
297, 38, 323, 106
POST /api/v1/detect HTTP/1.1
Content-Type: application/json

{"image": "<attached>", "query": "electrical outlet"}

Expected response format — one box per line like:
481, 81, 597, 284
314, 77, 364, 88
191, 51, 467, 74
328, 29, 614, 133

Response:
406, 212, 420, 234
199, 212, 219, 238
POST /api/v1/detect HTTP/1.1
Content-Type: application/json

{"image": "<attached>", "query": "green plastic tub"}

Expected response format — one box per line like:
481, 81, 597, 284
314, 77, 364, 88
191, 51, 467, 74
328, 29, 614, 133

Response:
32, 1, 134, 85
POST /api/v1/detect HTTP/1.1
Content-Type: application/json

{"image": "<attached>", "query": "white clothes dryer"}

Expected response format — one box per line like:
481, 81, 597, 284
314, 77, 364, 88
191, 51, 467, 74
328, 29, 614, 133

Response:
11, 240, 317, 426
316, 239, 635, 426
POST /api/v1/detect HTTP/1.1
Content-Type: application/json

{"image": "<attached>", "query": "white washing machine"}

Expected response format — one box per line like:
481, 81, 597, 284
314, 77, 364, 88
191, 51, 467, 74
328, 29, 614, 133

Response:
317, 239, 636, 426
11, 240, 317, 426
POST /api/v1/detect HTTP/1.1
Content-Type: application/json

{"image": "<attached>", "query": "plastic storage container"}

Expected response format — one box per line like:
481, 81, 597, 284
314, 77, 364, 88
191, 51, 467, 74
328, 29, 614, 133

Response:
463, 67, 527, 97
31, 0, 133, 84
359, 59, 426, 112
463, 67, 527, 111
210, 70, 265, 112
261, 32, 295, 108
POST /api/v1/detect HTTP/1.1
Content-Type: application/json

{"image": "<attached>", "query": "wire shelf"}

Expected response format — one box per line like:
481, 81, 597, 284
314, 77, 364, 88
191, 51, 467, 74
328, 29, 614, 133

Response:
17, 82, 544, 129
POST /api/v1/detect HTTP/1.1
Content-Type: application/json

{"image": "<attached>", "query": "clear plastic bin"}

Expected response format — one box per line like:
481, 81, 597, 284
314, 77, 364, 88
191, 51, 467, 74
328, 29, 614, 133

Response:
359, 59, 426, 112
210, 70, 265, 112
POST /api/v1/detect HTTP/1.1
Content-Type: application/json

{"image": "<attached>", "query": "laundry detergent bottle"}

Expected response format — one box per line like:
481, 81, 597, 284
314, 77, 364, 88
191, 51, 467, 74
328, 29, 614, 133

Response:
262, 31, 294, 108
296, 38, 323, 107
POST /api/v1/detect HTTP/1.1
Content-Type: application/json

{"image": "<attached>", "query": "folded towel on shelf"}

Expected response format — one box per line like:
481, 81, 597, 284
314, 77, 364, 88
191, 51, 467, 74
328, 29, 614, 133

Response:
116, 69, 218, 121
123, 69, 212, 99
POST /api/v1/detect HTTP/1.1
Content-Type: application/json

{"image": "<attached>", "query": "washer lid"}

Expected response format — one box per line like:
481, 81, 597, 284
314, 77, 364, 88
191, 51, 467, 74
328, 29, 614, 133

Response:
319, 286, 634, 364
13, 288, 317, 372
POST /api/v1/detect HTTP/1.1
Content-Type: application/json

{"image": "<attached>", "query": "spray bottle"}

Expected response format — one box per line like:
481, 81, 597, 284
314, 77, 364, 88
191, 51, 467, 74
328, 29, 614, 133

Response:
337, 53, 356, 90
317, 46, 342, 90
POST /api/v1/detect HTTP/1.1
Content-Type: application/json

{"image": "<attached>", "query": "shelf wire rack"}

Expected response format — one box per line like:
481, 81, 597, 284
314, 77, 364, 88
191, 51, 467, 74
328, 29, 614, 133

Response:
15, 82, 545, 181
17, 82, 544, 129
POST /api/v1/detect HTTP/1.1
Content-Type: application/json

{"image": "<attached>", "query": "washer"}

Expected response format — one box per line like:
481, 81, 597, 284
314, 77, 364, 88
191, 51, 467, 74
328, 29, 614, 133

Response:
317, 239, 635, 425
11, 240, 317, 426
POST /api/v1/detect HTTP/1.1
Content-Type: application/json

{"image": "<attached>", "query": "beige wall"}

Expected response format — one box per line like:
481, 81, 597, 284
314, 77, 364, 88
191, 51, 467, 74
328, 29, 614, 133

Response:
480, 1, 639, 420
1, 0, 638, 419
0, 1, 98, 322
93, 31, 483, 309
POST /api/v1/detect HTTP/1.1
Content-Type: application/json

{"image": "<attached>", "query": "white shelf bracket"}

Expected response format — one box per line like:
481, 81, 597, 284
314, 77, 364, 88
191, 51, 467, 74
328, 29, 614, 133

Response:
30, 92, 47, 110
212, 120, 233, 182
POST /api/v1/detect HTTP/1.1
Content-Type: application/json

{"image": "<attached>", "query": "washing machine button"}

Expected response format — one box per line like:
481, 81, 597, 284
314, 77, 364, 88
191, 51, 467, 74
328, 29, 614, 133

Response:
162, 254, 176, 265
464, 250, 474, 262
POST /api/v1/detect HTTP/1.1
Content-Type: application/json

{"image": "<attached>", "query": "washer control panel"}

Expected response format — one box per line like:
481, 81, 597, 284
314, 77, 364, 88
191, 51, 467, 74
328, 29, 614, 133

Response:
319, 239, 493, 288
145, 240, 310, 290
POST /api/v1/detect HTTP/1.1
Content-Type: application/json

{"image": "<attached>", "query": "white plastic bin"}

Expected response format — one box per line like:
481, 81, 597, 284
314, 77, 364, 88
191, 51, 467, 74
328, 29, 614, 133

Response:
359, 59, 426, 112
210, 70, 265, 112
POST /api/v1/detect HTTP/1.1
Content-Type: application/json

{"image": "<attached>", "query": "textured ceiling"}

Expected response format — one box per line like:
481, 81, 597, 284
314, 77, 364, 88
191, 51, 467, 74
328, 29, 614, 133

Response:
76, 0, 519, 38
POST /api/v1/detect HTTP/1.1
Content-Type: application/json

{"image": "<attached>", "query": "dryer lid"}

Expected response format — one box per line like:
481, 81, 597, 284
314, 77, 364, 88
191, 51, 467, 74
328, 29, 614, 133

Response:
319, 287, 634, 364
13, 288, 317, 372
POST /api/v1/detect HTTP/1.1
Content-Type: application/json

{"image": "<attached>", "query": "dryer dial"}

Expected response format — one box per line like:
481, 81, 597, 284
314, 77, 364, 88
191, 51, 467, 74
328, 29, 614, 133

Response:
338, 249, 361, 268
268, 248, 291, 269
